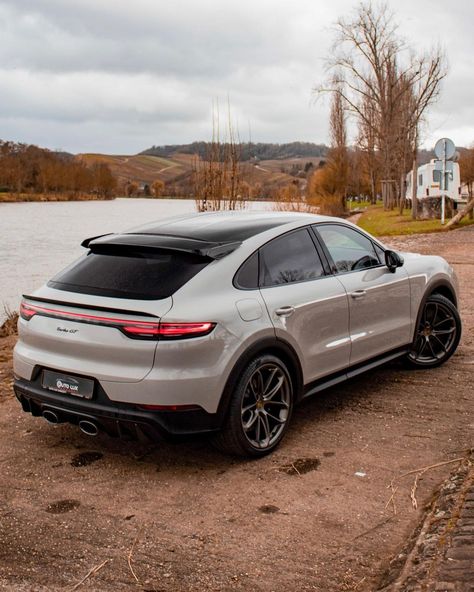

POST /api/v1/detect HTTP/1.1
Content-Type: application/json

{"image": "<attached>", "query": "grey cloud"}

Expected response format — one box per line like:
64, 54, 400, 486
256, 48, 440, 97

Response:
0, 1, 301, 77
0, 0, 472, 153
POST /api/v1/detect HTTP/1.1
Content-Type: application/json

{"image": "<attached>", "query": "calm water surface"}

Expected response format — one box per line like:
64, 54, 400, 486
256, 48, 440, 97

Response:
0, 198, 271, 321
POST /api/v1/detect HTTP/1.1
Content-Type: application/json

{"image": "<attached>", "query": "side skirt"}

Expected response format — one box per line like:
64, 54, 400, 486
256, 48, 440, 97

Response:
302, 345, 410, 400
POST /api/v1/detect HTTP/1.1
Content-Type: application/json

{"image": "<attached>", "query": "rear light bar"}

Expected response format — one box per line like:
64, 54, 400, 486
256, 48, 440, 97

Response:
20, 301, 215, 340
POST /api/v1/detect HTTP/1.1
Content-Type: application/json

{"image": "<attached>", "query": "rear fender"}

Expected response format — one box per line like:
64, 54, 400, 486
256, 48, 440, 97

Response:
215, 337, 303, 425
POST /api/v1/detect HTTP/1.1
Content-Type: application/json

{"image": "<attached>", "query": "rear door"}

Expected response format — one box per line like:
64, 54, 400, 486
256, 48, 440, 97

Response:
313, 223, 411, 365
258, 228, 350, 384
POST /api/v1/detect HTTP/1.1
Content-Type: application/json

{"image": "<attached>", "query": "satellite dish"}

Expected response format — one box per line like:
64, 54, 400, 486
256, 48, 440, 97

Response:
434, 138, 456, 160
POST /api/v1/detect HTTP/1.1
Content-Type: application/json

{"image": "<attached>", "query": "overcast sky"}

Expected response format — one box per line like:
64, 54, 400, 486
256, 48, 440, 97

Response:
0, 0, 473, 154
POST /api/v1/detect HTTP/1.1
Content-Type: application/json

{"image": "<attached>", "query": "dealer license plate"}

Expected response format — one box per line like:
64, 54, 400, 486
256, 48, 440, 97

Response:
42, 370, 94, 399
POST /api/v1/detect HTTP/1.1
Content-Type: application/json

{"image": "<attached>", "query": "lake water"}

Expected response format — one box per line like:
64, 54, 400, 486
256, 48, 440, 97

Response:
0, 198, 272, 322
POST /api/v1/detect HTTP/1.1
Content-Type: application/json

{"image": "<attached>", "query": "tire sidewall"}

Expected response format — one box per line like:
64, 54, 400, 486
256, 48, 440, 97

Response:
407, 294, 461, 368
229, 354, 294, 457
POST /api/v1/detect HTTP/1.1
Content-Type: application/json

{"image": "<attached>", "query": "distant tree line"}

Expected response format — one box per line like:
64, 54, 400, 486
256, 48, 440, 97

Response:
0, 140, 117, 198
141, 141, 329, 161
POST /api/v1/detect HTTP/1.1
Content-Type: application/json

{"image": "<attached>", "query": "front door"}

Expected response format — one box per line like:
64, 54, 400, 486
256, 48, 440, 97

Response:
314, 223, 412, 366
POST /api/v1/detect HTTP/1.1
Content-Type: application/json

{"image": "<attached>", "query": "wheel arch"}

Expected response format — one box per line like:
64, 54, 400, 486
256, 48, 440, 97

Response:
412, 279, 458, 341
215, 337, 304, 425
429, 282, 457, 307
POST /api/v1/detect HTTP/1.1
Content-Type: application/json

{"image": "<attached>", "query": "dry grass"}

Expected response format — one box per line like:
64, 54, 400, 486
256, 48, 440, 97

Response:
0, 307, 18, 338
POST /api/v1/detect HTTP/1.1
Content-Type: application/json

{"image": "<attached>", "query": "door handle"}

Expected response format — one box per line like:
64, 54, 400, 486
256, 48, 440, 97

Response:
275, 306, 295, 317
350, 290, 367, 299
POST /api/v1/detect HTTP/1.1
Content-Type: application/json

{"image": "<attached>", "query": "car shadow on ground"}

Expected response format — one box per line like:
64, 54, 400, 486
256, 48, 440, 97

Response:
23, 359, 412, 476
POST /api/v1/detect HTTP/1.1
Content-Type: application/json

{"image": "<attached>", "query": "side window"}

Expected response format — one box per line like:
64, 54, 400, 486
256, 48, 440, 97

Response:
234, 251, 259, 289
315, 224, 381, 274
260, 229, 325, 287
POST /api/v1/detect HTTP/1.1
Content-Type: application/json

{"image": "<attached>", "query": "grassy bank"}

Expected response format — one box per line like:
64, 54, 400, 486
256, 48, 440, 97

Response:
357, 205, 474, 236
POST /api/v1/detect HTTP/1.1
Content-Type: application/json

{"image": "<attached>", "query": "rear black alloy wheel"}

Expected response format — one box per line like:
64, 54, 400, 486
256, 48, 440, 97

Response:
212, 354, 293, 457
241, 363, 291, 450
407, 294, 461, 368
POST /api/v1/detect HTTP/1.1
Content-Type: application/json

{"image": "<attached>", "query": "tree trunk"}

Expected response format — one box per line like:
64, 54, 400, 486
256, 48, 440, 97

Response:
411, 153, 418, 220
399, 173, 404, 213
469, 183, 473, 220
370, 175, 376, 204
445, 196, 474, 228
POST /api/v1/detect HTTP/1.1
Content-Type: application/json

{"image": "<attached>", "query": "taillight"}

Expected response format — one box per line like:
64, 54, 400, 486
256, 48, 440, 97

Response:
20, 301, 37, 320
19, 300, 215, 340
121, 322, 215, 339
159, 322, 214, 338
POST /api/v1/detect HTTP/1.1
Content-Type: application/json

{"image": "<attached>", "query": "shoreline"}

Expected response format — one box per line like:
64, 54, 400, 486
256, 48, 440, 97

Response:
0, 194, 275, 204
0, 193, 115, 203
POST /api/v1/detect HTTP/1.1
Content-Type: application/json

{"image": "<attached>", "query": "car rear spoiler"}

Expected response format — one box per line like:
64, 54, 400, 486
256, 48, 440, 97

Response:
81, 233, 242, 260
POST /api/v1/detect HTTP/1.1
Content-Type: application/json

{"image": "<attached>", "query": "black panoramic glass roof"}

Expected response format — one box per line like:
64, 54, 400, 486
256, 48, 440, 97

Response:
81, 214, 313, 263
129, 214, 301, 242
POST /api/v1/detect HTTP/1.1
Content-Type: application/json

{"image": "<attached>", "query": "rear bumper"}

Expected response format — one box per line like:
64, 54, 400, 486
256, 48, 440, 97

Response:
14, 377, 221, 442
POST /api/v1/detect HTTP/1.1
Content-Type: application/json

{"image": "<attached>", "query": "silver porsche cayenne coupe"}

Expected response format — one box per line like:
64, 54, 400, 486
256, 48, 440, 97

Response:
13, 211, 462, 456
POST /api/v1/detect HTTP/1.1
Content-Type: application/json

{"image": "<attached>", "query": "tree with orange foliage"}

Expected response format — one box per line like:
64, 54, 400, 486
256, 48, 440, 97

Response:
307, 160, 345, 216
151, 179, 165, 198
126, 181, 139, 197
0, 140, 117, 198
306, 85, 348, 216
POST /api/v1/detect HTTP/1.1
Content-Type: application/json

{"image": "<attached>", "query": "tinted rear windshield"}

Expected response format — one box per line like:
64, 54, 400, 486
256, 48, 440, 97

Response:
48, 248, 210, 300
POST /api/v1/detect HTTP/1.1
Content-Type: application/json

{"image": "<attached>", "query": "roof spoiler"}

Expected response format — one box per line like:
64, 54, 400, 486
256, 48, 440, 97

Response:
81, 233, 242, 260
81, 234, 113, 248
197, 242, 242, 259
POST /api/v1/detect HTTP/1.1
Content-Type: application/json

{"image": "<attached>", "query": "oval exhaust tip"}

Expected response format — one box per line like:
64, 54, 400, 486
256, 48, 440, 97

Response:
43, 410, 59, 424
78, 420, 99, 437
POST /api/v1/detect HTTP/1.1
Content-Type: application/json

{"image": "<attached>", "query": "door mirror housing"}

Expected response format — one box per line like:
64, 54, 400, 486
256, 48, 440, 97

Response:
385, 250, 404, 273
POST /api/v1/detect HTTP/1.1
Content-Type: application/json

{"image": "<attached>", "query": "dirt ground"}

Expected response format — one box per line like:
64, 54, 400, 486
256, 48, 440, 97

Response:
0, 227, 473, 592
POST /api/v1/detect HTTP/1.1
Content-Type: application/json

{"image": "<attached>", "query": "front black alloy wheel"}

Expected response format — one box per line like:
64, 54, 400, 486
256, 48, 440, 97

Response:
406, 294, 461, 368
212, 354, 294, 457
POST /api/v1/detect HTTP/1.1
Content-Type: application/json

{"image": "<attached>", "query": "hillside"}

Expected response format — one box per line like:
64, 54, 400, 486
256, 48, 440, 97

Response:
140, 141, 329, 161
79, 151, 324, 197
79, 153, 195, 186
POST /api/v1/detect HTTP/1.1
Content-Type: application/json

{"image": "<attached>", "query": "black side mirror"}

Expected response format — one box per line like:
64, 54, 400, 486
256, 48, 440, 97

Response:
385, 250, 404, 273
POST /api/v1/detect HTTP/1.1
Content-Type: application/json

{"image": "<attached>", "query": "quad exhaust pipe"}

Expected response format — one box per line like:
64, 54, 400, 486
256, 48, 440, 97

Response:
42, 409, 59, 424
78, 420, 99, 437
42, 409, 99, 436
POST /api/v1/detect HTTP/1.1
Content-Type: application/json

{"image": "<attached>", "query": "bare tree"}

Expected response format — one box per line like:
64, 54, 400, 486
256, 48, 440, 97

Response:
193, 101, 245, 212
357, 93, 380, 203
328, 77, 349, 210
316, 2, 446, 216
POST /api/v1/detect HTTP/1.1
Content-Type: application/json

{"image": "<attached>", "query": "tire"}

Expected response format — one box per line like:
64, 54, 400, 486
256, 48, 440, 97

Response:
405, 294, 461, 369
212, 354, 294, 457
